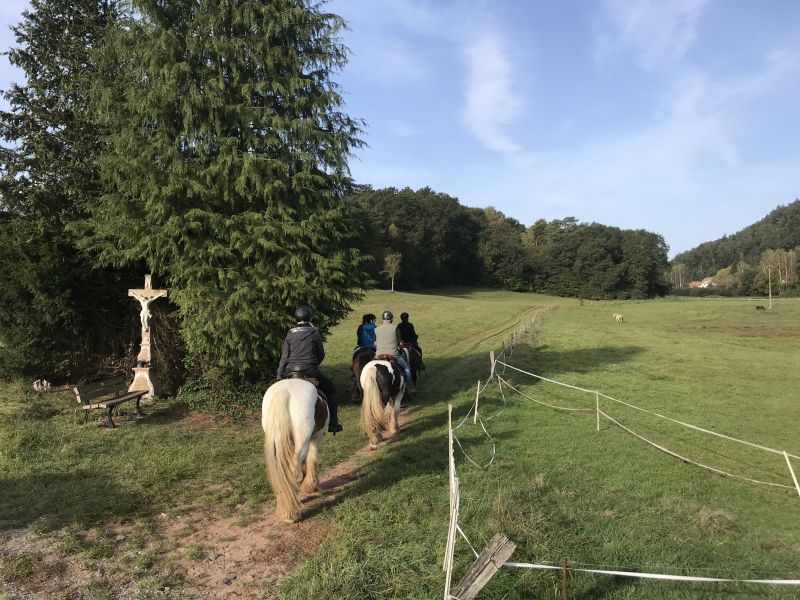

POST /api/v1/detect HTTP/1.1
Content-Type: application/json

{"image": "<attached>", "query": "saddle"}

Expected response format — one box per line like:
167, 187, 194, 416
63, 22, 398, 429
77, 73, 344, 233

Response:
286, 369, 326, 399
376, 353, 399, 367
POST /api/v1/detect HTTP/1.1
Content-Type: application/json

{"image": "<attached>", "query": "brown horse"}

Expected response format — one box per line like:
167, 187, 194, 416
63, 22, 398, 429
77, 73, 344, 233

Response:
400, 343, 425, 386
351, 347, 375, 402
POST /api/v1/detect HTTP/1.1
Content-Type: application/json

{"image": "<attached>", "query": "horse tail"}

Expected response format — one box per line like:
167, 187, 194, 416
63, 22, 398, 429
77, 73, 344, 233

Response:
360, 363, 386, 444
262, 385, 301, 521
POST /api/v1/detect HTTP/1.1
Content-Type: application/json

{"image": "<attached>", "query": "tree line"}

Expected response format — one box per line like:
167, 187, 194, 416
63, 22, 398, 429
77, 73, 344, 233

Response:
346, 186, 670, 299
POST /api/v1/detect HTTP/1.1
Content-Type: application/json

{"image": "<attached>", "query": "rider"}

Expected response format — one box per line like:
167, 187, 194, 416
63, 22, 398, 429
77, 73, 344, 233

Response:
277, 306, 343, 434
397, 312, 421, 356
374, 310, 415, 393
355, 313, 377, 353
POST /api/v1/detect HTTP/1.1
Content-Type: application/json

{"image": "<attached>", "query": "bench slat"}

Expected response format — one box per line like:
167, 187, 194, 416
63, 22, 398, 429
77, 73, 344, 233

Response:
80, 390, 147, 410
75, 384, 130, 403
75, 377, 126, 394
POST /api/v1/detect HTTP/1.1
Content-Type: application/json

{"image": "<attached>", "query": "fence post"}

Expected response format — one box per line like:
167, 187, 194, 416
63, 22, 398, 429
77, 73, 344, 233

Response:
784, 451, 800, 498
596, 391, 600, 432
443, 404, 458, 598
474, 379, 480, 424
450, 533, 516, 600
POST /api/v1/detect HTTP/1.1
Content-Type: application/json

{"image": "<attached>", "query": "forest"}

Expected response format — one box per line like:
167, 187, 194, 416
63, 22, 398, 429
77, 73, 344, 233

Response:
670, 200, 800, 296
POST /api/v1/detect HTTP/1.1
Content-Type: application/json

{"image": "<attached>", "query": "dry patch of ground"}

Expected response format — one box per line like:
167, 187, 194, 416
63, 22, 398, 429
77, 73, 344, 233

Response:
1, 414, 405, 600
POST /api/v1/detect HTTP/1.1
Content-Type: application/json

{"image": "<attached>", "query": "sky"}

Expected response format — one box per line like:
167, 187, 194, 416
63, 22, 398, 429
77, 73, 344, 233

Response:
2, 1, 799, 257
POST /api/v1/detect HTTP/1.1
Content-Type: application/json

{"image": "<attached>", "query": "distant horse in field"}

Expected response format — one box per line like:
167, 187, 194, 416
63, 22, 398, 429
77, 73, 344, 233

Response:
612, 312, 624, 323
755, 305, 766, 312
261, 378, 328, 522
351, 347, 375, 402
359, 358, 405, 449
400, 343, 425, 387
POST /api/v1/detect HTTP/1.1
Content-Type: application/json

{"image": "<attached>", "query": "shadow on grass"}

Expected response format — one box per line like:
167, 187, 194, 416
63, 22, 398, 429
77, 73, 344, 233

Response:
305, 341, 647, 515
0, 471, 145, 531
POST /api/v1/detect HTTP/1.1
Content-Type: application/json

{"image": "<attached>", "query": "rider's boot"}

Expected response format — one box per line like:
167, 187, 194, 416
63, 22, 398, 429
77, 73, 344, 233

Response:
327, 395, 343, 434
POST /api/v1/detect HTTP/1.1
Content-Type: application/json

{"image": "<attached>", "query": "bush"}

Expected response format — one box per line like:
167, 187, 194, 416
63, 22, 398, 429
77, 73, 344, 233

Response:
177, 370, 266, 423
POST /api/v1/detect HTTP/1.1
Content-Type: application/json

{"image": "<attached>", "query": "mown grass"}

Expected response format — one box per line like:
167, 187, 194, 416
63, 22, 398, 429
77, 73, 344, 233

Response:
280, 295, 800, 599
1, 291, 799, 599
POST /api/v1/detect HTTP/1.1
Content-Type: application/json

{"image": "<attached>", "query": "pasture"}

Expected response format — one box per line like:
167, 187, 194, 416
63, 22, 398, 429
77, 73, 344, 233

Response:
1, 290, 799, 598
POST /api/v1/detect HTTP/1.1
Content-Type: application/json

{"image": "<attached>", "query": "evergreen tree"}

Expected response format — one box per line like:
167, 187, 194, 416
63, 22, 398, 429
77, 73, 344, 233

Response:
80, 0, 367, 377
0, 0, 131, 378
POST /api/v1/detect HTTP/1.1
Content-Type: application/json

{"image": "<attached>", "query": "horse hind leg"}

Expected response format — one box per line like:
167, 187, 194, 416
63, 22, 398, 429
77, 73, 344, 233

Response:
300, 431, 323, 495
386, 402, 399, 437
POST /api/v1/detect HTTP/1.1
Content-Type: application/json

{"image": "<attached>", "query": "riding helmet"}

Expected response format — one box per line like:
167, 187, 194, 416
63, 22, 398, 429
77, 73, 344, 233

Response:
294, 305, 312, 322
382, 310, 393, 321
400, 312, 409, 321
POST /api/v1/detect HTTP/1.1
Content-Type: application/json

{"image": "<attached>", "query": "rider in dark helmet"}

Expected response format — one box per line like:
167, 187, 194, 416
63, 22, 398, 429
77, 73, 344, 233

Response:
277, 306, 343, 434
374, 310, 415, 393
396, 312, 420, 354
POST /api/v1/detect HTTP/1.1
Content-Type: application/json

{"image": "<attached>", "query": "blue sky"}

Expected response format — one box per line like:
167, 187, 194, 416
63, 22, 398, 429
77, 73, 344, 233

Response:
2, 1, 799, 257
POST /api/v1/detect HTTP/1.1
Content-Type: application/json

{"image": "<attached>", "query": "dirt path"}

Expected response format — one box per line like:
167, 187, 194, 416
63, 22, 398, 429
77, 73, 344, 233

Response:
1, 414, 404, 600
164, 444, 372, 599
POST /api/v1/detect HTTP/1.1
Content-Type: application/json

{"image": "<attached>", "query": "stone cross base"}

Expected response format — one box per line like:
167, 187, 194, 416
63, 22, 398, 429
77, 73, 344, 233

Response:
129, 367, 161, 399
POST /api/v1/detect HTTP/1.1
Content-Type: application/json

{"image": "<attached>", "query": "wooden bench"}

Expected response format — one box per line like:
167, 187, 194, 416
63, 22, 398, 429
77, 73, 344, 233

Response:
74, 377, 147, 428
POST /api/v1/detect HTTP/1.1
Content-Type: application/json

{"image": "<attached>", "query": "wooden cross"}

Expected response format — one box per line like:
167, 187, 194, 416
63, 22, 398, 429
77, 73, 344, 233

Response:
128, 274, 168, 331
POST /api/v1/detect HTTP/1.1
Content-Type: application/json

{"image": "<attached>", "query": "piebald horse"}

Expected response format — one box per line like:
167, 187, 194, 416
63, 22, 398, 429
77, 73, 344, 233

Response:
359, 358, 405, 449
261, 378, 328, 522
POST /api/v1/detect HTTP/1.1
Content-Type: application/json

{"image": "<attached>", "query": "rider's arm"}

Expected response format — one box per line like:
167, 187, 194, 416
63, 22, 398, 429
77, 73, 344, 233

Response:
276, 337, 290, 379
314, 331, 325, 365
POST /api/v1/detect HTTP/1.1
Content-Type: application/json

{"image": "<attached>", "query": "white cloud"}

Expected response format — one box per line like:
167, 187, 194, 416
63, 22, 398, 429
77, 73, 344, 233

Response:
461, 31, 524, 154
600, 0, 711, 70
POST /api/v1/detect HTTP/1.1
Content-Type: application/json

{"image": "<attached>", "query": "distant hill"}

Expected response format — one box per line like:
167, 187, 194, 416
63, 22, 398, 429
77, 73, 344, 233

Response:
673, 200, 800, 279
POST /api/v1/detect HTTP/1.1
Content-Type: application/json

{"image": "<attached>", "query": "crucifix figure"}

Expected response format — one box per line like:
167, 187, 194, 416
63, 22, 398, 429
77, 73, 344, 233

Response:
128, 274, 169, 398
129, 274, 168, 331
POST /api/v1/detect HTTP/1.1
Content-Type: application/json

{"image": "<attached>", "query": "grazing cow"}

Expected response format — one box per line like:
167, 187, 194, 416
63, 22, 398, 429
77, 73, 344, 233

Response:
612, 313, 624, 323
755, 305, 766, 312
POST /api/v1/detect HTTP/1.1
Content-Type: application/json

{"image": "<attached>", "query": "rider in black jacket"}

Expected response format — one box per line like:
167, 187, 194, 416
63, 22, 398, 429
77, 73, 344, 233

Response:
397, 312, 421, 356
277, 306, 343, 434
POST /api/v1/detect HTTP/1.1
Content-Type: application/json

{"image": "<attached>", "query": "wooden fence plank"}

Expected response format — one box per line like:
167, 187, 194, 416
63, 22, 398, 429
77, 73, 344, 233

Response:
450, 533, 516, 600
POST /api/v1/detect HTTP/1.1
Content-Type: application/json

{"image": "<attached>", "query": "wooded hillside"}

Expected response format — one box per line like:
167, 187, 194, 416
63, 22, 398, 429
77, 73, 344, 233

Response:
674, 200, 800, 280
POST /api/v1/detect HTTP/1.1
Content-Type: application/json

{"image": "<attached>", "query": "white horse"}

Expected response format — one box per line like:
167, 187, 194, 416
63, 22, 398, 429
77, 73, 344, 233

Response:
261, 378, 328, 522
359, 359, 405, 449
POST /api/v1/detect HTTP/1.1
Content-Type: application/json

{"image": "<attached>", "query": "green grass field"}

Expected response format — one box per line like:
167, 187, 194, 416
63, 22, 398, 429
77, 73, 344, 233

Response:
1, 290, 799, 598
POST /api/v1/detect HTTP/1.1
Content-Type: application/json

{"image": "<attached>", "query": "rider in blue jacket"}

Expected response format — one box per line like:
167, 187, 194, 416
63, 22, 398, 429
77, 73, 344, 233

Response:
356, 313, 377, 350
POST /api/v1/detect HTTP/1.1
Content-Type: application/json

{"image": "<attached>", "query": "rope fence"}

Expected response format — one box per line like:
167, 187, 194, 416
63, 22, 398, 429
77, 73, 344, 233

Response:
442, 314, 800, 599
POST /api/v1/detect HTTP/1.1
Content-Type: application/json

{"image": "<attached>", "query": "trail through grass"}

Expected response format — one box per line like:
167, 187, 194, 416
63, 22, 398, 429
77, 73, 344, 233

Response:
1, 291, 799, 599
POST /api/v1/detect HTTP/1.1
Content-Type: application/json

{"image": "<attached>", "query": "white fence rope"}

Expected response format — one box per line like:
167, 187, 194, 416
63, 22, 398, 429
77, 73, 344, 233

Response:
502, 562, 800, 585
496, 360, 799, 461
599, 410, 793, 489
443, 315, 800, 598
497, 375, 585, 412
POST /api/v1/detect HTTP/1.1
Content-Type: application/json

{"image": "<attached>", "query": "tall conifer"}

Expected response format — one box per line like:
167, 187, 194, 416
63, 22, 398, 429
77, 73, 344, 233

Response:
0, 0, 130, 378
83, 0, 366, 376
